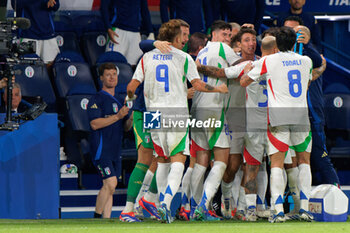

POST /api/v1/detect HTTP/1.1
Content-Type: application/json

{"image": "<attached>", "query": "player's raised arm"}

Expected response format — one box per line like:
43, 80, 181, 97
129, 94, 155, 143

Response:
190, 79, 228, 93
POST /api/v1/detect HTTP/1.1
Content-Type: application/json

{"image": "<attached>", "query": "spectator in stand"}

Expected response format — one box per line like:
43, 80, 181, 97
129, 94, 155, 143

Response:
1, 83, 30, 114
221, 0, 265, 34
100, 0, 154, 66
11, 0, 60, 65
277, 0, 321, 51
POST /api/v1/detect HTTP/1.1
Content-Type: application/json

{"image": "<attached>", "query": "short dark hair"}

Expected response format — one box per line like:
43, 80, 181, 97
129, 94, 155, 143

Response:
261, 27, 279, 39
283, 16, 304, 26
236, 27, 257, 42
210, 20, 232, 37
276, 26, 297, 52
187, 32, 207, 53
99, 63, 117, 76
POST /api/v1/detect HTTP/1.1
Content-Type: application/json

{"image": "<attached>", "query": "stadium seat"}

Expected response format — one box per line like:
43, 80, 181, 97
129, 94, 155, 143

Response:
66, 95, 93, 132
13, 63, 57, 112
53, 11, 74, 32
56, 32, 81, 54
96, 51, 128, 64
55, 51, 85, 63
324, 93, 350, 158
80, 32, 108, 66
72, 13, 105, 36
53, 61, 96, 98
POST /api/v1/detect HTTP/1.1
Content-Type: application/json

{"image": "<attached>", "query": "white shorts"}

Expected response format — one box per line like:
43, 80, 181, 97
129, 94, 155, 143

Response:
105, 27, 143, 65
22, 38, 59, 63
151, 130, 190, 158
226, 108, 246, 154
267, 124, 312, 156
243, 129, 267, 165
190, 108, 230, 152
284, 149, 296, 164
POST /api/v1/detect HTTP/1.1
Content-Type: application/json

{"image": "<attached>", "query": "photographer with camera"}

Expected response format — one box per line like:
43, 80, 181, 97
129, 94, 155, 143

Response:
11, 0, 60, 65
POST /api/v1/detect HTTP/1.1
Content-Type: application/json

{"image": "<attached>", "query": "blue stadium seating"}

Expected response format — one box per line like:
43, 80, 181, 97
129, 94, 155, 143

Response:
66, 95, 93, 132
96, 51, 128, 64
72, 13, 105, 36
14, 63, 57, 112
80, 32, 108, 66
54, 12, 74, 32
53, 61, 96, 98
324, 93, 350, 158
56, 32, 81, 54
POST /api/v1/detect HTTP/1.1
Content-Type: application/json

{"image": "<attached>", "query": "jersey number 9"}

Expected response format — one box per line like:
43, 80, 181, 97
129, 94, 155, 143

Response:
156, 64, 169, 92
288, 69, 302, 98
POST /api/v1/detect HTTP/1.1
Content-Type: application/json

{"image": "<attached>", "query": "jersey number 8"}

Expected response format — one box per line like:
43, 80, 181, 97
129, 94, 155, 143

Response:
156, 64, 169, 92
288, 69, 302, 98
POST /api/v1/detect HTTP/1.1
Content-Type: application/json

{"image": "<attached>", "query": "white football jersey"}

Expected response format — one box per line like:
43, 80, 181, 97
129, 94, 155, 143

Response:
192, 41, 240, 109
248, 51, 313, 126
132, 46, 199, 109
225, 60, 268, 129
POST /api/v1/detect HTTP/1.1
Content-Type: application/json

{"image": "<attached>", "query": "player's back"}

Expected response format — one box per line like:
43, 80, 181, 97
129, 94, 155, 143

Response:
193, 41, 239, 109
265, 51, 312, 126
142, 47, 196, 108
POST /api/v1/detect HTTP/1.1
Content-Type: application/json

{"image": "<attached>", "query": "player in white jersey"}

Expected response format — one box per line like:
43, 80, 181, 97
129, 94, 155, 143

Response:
239, 36, 279, 221
188, 20, 240, 221
126, 19, 228, 223
240, 27, 314, 223
195, 27, 260, 220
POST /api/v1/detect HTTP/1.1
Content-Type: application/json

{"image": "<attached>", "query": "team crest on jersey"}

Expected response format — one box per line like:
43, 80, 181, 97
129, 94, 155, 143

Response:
81, 98, 89, 110
104, 167, 111, 176
96, 35, 106, 47
56, 35, 64, 47
112, 103, 118, 113
144, 111, 161, 129
67, 65, 77, 77
25, 66, 34, 78
145, 135, 150, 143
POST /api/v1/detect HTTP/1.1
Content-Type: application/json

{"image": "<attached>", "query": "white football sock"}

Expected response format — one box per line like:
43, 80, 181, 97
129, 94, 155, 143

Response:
298, 163, 312, 211
181, 167, 193, 209
221, 181, 233, 199
257, 161, 267, 211
200, 161, 227, 209
246, 194, 257, 209
286, 167, 300, 212
162, 162, 185, 208
231, 168, 243, 208
156, 162, 170, 203
135, 170, 154, 207
270, 167, 285, 214
123, 201, 134, 213
237, 186, 247, 211
190, 163, 206, 206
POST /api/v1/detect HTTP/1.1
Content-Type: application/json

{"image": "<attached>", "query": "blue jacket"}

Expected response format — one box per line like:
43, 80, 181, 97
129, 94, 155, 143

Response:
100, 0, 153, 34
277, 9, 321, 52
221, 0, 265, 33
11, 0, 59, 40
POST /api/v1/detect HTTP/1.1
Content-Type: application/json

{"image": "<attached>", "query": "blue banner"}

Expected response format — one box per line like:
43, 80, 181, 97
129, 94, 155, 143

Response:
265, 0, 350, 14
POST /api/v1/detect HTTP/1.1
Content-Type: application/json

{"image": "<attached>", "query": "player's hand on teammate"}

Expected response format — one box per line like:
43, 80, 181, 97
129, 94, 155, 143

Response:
217, 83, 229, 93
187, 87, 195, 99
108, 28, 119, 44
154, 40, 172, 53
321, 54, 327, 70
47, 0, 56, 8
243, 61, 254, 74
195, 59, 201, 67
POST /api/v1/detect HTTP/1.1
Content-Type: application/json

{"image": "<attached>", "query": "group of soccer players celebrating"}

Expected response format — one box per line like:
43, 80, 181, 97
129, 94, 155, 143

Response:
119, 17, 323, 224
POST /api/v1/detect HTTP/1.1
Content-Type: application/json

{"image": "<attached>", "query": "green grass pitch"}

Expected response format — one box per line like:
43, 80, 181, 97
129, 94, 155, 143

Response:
0, 218, 349, 233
